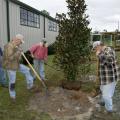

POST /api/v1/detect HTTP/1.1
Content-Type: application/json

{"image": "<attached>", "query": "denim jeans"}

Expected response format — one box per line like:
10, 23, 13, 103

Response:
33, 59, 45, 80
7, 64, 33, 98
0, 67, 7, 86
100, 81, 117, 111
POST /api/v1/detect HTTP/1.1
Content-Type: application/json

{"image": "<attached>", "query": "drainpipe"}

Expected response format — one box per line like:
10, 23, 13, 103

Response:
43, 16, 46, 38
6, 0, 10, 42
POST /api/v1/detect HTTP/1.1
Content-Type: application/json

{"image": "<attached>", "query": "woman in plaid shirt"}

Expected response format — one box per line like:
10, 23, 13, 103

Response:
93, 41, 120, 113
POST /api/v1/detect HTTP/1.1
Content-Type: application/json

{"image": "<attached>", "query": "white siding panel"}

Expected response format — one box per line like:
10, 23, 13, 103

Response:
0, 0, 8, 49
45, 18, 58, 45
9, 2, 44, 51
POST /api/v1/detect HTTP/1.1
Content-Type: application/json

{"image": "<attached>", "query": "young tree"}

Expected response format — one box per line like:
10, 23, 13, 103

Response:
54, 0, 91, 81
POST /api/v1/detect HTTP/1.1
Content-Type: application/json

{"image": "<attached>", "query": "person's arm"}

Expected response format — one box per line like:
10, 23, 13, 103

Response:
105, 49, 116, 65
4, 44, 21, 61
0, 48, 3, 66
98, 52, 107, 66
0, 47, 3, 56
44, 47, 48, 61
101, 48, 115, 65
29, 44, 38, 55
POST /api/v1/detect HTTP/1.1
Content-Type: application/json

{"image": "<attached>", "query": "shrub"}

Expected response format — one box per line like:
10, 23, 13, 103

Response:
48, 44, 55, 55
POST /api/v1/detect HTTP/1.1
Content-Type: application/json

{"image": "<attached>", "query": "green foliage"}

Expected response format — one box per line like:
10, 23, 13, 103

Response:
48, 43, 55, 55
41, 10, 50, 16
54, 0, 91, 81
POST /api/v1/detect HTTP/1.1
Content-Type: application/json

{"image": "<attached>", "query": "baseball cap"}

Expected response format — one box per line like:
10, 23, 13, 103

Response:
41, 38, 47, 44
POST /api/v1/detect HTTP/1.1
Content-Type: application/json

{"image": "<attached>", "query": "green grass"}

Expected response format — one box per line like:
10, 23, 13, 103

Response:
45, 55, 64, 86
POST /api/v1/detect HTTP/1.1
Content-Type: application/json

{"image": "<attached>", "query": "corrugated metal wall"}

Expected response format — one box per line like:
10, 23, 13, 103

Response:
45, 18, 58, 45
0, 0, 58, 51
0, 0, 8, 49
9, 2, 44, 51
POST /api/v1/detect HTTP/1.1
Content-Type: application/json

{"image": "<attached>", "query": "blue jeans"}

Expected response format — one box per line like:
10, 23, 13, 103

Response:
100, 81, 117, 111
0, 67, 7, 86
7, 64, 33, 98
33, 59, 45, 80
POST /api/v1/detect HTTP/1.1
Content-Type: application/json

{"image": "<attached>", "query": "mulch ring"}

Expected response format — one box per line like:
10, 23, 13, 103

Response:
28, 87, 92, 119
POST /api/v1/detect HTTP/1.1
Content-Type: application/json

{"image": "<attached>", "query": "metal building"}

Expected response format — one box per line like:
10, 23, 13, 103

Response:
0, 0, 58, 51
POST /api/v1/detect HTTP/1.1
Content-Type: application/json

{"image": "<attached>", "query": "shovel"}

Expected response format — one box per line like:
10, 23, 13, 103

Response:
19, 48, 49, 96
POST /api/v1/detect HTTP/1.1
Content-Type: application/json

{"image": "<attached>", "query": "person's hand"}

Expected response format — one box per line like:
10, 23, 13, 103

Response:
31, 54, 34, 58
96, 51, 100, 56
95, 47, 102, 56
15, 46, 23, 53
44, 60, 47, 65
18, 47, 23, 53
16, 51, 22, 60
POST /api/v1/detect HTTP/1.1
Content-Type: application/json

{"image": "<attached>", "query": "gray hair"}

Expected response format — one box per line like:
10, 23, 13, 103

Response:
15, 34, 24, 43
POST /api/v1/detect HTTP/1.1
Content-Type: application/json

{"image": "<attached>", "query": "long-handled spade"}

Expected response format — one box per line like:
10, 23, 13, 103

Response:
93, 58, 101, 98
20, 51, 49, 96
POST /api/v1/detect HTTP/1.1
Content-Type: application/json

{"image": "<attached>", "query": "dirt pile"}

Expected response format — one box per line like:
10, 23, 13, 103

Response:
28, 87, 92, 120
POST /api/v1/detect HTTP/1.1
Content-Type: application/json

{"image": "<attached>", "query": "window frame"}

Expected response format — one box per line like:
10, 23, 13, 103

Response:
20, 7, 40, 28
48, 20, 57, 32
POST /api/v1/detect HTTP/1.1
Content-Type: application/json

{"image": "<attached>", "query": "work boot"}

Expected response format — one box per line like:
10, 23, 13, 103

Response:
98, 101, 105, 106
10, 97, 16, 103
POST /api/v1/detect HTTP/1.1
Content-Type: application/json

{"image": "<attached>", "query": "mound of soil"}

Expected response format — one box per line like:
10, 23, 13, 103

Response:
61, 81, 82, 90
28, 87, 92, 120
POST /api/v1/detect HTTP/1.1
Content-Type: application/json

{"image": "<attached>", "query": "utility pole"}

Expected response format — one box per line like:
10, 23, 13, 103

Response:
118, 20, 119, 32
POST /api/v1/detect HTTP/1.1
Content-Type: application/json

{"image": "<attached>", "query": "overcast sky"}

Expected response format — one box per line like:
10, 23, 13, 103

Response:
20, 0, 120, 32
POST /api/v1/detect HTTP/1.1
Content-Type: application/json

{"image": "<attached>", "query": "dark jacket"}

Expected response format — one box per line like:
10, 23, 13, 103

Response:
0, 47, 3, 67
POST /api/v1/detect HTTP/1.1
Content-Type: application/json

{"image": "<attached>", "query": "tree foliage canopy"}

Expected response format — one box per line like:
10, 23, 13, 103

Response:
54, 0, 91, 81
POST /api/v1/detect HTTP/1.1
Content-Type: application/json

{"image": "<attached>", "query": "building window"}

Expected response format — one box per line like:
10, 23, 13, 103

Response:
20, 7, 40, 28
48, 20, 57, 32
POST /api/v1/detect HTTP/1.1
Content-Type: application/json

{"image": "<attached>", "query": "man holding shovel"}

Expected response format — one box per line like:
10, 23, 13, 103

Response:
29, 39, 48, 81
92, 41, 120, 113
3, 34, 34, 101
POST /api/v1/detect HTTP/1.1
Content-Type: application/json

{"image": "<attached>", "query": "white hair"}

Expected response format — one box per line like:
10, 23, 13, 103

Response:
92, 41, 102, 50
15, 34, 24, 43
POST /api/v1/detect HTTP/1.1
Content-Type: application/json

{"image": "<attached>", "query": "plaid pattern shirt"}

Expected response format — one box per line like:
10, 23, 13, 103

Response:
98, 47, 120, 85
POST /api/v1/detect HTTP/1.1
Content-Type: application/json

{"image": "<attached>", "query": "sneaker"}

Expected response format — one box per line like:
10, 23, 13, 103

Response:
107, 109, 117, 113
98, 101, 105, 106
27, 83, 34, 90
28, 86, 41, 93
101, 109, 117, 116
28, 85, 36, 90
10, 97, 16, 103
